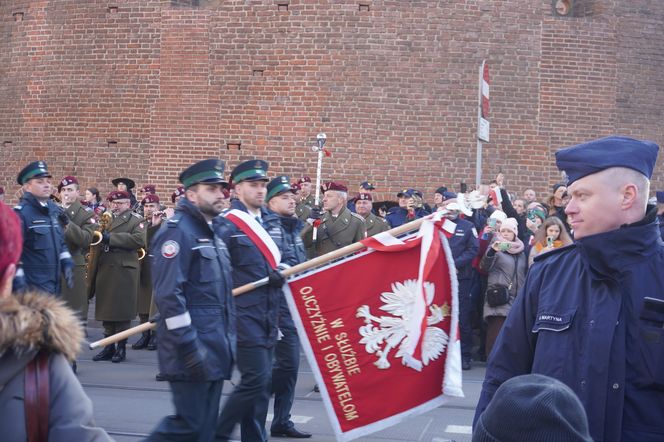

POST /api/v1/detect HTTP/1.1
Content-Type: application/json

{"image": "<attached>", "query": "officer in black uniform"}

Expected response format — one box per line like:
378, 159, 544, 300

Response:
14, 161, 74, 295
146, 159, 235, 441
265, 176, 311, 439
215, 160, 295, 442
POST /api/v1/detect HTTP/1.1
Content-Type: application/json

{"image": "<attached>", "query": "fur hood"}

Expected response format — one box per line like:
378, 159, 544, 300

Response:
0, 291, 83, 361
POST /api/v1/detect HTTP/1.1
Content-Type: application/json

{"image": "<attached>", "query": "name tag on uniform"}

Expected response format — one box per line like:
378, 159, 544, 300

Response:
532, 309, 576, 333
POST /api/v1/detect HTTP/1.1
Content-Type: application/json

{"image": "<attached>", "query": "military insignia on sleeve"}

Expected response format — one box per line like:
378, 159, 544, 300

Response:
161, 240, 180, 258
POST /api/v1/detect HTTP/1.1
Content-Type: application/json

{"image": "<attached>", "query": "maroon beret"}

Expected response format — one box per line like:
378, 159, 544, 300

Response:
297, 176, 312, 184
140, 184, 156, 194
357, 193, 373, 201
322, 182, 348, 193
58, 176, 79, 192
141, 194, 160, 205
290, 182, 301, 192
171, 186, 185, 204
107, 190, 130, 202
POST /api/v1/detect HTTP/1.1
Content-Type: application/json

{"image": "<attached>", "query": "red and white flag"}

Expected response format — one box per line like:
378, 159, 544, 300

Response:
283, 213, 463, 442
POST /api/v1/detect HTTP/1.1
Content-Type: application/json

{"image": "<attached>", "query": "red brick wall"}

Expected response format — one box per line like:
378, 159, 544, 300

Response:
1, 0, 663, 205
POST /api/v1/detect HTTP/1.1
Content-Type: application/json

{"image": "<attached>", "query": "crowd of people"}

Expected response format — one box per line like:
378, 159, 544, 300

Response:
1, 134, 664, 441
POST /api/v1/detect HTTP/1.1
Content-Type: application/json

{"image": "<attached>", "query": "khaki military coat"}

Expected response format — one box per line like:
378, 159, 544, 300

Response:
364, 213, 390, 237
302, 206, 366, 258
296, 194, 315, 221
94, 210, 146, 322
59, 201, 96, 321
138, 222, 160, 315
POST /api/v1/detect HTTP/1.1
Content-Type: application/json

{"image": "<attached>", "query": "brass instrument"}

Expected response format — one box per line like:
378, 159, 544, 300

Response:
86, 211, 113, 299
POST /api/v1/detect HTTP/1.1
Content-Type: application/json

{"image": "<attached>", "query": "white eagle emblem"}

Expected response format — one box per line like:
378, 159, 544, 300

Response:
356, 280, 450, 371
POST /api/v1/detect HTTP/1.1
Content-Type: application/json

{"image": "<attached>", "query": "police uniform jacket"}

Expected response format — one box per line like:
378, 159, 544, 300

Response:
93, 209, 146, 322
447, 217, 479, 280
301, 206, 366, 257
277, 214, 307, 330
657, 214, 664, 242
364, 212, 390, 237
138, 222, 160, 316
475, 208, 664, 442
14, 192, 71, 295
151, 198, 235, 382
385, 206, 430, 228
214, 200, 296, 348
60, 200, 96, 316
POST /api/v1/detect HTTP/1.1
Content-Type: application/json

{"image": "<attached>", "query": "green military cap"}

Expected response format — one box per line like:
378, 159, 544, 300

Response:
17, 161, 52, 185
179, 159, 227, 189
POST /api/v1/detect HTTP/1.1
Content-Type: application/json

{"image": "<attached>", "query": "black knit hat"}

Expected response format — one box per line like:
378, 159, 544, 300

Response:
473, 374, 592, 442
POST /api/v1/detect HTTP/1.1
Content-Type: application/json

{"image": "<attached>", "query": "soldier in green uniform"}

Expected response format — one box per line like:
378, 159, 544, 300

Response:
301, 182, 366, 258
132, 193, 163, 350
91, 190, 146, 363
57, 176, 96, 330
354, 193, 389, 237
295, 176, 314, 221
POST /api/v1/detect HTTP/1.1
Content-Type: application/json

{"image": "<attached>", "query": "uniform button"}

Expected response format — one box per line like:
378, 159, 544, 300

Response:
612, 383, 620, 390
589, 320, 595, 326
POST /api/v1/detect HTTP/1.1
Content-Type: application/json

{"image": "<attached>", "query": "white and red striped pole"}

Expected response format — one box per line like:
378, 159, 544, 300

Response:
476, 60, 490, 189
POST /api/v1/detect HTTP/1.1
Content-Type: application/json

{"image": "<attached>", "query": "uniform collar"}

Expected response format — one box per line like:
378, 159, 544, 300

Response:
230, 199, 276, 222
22, 192, 52, 212
176, 197, 211, 228
575, 205, 661, 279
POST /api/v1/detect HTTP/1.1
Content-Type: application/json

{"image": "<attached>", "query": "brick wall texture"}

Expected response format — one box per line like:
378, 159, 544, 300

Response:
1, 0, 663, 204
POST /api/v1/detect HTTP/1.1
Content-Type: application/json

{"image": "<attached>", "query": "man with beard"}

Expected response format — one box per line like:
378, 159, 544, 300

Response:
90, 190, 146, 363
57, 175, 96, 331
355, 193, 389, 237
215, 160, 294, 442
14, 161, 74, 295
265, 176, 311, 439
301, 182, 366, 258
146, 159, 235, 441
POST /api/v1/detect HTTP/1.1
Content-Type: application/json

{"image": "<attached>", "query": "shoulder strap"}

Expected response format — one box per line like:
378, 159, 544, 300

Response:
25, 351, 50, 442
223, 209, 281, 269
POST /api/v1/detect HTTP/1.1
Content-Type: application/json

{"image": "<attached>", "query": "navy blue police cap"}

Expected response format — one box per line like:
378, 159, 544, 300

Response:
360, 181, 375, 190
230, 159, 269, 184
555, 136, 659, 186
656, 191, 664, 204
17, 161, 52, 185
179, 159, 227, 189
266, 175, 295, 201
435, 186, 448, 195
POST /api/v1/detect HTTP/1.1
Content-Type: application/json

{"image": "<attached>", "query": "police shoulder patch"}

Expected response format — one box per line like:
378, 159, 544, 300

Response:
161, 240, 180, 259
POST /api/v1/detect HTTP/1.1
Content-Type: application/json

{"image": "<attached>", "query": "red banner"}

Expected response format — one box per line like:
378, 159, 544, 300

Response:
284, 218, 463, 441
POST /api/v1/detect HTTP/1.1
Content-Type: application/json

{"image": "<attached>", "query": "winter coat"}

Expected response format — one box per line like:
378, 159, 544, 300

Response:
14, 192, 71, 295
215, 200, 296, 348
60, 200, 96, 319
447, 217, 480, 280
480, 245, 527, 319
93, 209, 146, 321
475, 207, 664, 442
151, 198, 236, 381
385, 206, 430, 228
0, 291, 110, 441
277, 214, 307, 330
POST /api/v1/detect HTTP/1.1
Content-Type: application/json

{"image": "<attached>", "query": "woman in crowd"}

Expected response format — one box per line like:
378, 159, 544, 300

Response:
547, 183, 569, 229
480, 217, 527, 358
0, 201, 110, 441
528, 216, 573, 266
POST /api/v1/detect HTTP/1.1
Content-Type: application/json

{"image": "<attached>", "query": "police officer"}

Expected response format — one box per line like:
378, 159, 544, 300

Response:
145, 159, 235, 442
301, 182, 366, 258
133, 193, 163, 350
385, 188, 430, 228
91, 190, 146, 363
265, 176, 311, 439
14, 161, 74, 295
355, 193, 389, 237
442, 194, 479, 370
215, 160, 294, 442
57, 175, 96, 327
474, 136, 664, 441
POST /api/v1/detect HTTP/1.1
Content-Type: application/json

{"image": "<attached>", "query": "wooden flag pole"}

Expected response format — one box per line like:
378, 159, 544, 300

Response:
89, 215, 429, 349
